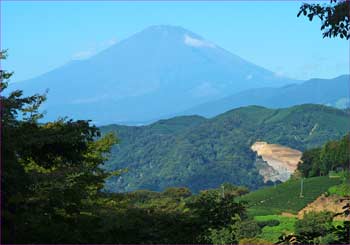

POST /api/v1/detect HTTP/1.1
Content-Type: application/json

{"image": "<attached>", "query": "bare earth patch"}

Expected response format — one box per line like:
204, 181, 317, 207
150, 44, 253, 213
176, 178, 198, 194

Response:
298, 194, 350, 221
251, 142, 302, 182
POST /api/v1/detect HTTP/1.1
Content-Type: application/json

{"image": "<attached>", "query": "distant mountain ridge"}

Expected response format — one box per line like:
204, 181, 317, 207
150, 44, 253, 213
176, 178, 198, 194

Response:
180, 75, 350, 118
100, 104, 349, 193
9, 25, 297, 125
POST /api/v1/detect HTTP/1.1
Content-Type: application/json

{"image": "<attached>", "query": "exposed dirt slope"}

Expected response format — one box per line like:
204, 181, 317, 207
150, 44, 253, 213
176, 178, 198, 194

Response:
298, 194, 350, 221
251, 142, 302, 182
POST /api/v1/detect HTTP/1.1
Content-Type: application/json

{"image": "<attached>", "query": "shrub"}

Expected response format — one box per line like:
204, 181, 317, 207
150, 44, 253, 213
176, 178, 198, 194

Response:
257, 219, 280, 228
295, 211, 333, 237
239, 237, 272, 244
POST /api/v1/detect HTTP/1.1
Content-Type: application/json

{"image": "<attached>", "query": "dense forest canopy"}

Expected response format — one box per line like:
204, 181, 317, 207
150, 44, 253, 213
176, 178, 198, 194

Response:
298, 134, 350, 177
101, 104, 350, 193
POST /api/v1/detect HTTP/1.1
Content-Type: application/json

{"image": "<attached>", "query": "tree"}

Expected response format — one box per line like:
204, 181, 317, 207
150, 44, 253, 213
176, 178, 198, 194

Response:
185, 188, 248, 243
298, 0, 350, 39
295, 211, 333, 240
203, 216, 262, 244
1, 51, 118, 243
297, 135, 350, 178
278, 210, 350, 244
186, 189, 247, 230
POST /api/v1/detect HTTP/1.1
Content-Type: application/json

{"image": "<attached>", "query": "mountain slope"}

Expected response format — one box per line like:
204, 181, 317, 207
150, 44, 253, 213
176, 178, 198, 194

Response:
9, 25, 296, 125
238, 176, 341, 216
182, 75, 350, 117
100, 104, 349, 193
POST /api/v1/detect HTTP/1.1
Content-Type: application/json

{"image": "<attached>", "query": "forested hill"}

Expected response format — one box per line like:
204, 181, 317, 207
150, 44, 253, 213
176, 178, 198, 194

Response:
100, 104, 350, 193
298, 133, 350, 178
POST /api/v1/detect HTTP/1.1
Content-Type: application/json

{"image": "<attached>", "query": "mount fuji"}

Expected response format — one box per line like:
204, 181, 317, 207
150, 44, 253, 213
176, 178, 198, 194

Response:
9, 25, 296, 125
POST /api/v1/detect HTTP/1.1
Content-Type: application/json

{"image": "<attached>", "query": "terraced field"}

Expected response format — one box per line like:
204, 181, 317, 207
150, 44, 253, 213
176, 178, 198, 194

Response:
238, 176, 342, 216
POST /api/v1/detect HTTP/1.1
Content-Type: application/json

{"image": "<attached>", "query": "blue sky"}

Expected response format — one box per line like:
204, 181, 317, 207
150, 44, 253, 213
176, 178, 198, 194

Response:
2, 1, 349, 82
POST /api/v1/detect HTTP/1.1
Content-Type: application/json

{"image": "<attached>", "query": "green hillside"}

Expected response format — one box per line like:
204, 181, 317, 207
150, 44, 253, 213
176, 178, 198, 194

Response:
100, 104, 349, 193
298, 134, 350, 177
238, 175, 344, 243
237, 133, 349, 243
238, 176, 342, 216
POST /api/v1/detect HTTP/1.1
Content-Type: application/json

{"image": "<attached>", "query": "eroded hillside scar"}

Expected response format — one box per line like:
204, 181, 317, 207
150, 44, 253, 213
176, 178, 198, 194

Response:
251, 142, 302, 182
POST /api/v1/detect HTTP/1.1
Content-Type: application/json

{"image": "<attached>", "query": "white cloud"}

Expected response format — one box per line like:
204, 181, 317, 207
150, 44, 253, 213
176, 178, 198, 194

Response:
71, 50, 96, 60
274, 70, 287, 78
71, 94, 109, 104
190, 82, 220, 98
102, 38, 118, 47
71, 37, 118, 60
184, 34, 215, 48
246, 74, 253, 80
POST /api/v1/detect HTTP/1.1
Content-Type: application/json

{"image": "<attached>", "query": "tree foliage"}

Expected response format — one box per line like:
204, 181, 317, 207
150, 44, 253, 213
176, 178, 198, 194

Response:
298, 134, 349, 177
298, 0, 350, 39
277, 210, 350, 244
102, 105, 349, 193
294, 211, 333, 240
1, 51, 117, 243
